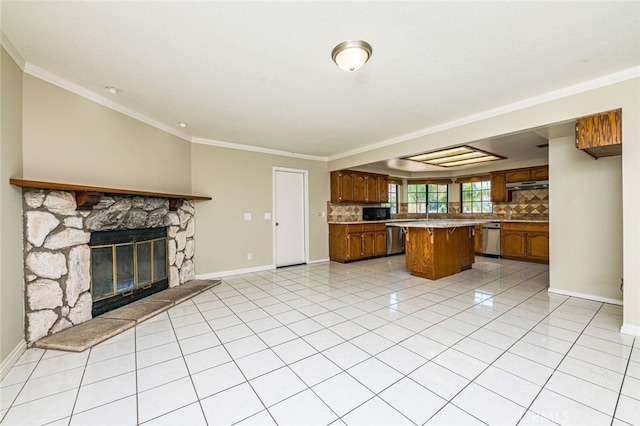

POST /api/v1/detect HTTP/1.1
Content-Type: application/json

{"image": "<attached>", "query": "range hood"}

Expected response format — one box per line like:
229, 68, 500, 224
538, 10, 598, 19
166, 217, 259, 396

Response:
505, 180, 549, 190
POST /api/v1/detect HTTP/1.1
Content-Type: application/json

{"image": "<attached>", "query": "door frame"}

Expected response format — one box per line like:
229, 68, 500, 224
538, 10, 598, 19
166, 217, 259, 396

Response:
272, 167, 309, 267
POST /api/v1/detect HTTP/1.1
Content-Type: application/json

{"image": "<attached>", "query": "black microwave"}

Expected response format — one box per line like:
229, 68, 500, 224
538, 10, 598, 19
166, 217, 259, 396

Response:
362, 207, 391, 221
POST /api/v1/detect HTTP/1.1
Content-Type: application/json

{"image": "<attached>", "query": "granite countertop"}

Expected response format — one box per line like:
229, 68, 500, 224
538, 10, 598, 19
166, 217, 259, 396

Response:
386, 220, 488, 228
328, 218, 549, 225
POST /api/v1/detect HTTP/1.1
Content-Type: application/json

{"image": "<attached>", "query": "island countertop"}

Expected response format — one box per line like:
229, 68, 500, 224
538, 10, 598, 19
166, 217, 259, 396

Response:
386, 219, 488, 228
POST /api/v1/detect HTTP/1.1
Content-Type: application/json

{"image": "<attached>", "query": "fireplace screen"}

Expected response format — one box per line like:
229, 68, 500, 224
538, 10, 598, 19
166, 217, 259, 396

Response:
90, 228, 167, 306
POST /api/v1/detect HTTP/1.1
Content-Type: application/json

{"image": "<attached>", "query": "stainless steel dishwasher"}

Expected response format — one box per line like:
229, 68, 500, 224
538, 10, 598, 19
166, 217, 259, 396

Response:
482, 222, 501, 257
386, 226, 405, 255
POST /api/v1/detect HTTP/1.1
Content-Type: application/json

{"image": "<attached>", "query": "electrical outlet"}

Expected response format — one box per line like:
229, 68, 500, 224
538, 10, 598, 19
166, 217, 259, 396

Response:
244, 213, 252, 221
247, 253, 252, 260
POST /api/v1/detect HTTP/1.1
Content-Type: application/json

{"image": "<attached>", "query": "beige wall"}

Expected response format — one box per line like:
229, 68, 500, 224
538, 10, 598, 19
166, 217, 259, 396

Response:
22, 75, 192, 193
1, 48, 25, 363
330, 77, 640, 333
549, 136, 622, 301
190, 143, 329, 275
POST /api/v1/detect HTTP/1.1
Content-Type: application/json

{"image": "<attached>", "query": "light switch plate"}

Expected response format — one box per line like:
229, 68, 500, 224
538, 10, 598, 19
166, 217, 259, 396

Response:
264, 213, 271, 220
244, 213, 252, 221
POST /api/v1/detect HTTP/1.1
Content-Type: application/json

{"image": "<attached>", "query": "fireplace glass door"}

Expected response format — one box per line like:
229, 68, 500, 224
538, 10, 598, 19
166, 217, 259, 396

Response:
90, 228, 168, 305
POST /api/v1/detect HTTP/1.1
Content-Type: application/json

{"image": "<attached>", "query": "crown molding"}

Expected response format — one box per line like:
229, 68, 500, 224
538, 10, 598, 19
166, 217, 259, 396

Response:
192, 137, 327, 162
0, 30, 25, 70
22, 62, 192, 142
329, 66, 640, 162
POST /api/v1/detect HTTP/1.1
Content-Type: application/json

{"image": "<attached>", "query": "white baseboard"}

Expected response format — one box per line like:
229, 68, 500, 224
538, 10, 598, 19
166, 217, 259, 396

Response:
196, 259, 332, 280
0, 340, 27, 381
196, 263, 276, 279
547, 288, 623, 306
620, 323, 640, 337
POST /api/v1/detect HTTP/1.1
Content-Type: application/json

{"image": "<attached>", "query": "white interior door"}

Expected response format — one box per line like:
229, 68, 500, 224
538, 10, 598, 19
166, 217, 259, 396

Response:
275, 169, 306, 267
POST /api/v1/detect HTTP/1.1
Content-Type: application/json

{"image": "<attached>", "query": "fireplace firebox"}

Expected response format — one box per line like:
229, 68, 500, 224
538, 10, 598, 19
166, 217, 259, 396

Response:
90, 227, 169, 316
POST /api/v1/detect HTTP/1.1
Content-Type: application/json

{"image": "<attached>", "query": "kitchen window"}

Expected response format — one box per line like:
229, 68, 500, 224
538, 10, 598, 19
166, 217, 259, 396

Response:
407, 184, 427, 213
408, 184, 448, 213
382, 184, 398, 214
461, 181, 492, 213
428, 184, 448, 213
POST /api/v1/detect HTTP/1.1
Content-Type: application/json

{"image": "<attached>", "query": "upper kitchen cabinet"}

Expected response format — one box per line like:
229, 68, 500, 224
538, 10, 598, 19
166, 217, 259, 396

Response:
575, 109, 622, 159
505, 165, 548, 183
330, 170, 389, 203
490, 171, 508, 203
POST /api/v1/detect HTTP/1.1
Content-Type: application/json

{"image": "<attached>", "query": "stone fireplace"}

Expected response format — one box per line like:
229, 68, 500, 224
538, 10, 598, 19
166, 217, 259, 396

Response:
19, 186, 201, 344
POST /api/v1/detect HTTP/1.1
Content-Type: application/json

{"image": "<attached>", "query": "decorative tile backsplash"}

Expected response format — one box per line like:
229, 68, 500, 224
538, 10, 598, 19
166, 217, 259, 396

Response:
327, 189, 549, 222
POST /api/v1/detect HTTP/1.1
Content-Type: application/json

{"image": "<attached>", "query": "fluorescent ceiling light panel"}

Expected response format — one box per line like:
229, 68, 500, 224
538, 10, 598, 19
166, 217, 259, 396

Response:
404, 145, 505, 168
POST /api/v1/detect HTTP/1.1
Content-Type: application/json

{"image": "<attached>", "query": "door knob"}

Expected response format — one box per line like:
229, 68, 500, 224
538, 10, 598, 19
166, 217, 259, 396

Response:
276, 222, 279, 226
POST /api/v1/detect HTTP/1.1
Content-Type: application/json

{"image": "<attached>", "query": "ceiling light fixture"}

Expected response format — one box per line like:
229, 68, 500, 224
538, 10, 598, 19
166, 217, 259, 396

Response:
104, 86, 120, 94
178, 122, 188, 128
331, 40, 372, 72
404, 145, 506, 168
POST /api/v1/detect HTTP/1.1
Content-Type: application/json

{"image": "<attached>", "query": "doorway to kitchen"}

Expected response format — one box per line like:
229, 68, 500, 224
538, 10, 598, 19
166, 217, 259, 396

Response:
273, 168, 308, 267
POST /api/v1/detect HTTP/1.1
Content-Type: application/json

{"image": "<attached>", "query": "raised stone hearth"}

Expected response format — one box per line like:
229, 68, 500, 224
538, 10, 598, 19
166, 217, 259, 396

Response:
21, 189, 197, 343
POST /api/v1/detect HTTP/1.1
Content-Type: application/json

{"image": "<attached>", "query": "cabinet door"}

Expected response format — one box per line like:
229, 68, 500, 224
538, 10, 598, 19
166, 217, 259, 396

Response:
353, 174, 366, 202
365, 176, 378, 202
527, 232, 549, 261
531, 166, 548, 180
474, 224, 483, 254
490, 172, 508, 203
506, 169, 531, 183
378, 176, 389, 203
502, 231, 526, 258
361, 232, 375, 257
347, 233, 362, 260
374, 231, 387, 256
340, 173, 354, 202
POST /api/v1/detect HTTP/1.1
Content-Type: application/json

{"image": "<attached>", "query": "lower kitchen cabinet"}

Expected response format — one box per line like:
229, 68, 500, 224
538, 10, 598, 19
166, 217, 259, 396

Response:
329, 223, 387, 262
501, 222, 549, 263
474, 224, 483, 254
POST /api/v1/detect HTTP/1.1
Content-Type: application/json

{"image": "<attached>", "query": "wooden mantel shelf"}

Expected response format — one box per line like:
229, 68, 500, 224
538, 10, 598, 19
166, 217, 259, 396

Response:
10, 179, 212, 211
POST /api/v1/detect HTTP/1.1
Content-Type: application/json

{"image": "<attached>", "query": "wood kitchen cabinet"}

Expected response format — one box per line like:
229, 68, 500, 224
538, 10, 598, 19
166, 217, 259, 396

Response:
490, 172, 508, 203
377, 175, 389, 203
575, 109, 622, 159
353, 173, 366, 202
501, 222, 549, 263
474, 224, 483, 254
530, 166, 548, 180
505, 165, 548, 183
505, 169, 532, 183
330, 170, 390, 203
329, 223, 387, 262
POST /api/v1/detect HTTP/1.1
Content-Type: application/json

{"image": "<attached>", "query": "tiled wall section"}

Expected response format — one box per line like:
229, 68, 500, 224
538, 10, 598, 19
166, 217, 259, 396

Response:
327, 202, 365, 222
327, 189, 548, 222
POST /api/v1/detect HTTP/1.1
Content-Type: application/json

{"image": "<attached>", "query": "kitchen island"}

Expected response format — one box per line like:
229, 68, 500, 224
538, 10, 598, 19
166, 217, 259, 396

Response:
388, 220, 487, 280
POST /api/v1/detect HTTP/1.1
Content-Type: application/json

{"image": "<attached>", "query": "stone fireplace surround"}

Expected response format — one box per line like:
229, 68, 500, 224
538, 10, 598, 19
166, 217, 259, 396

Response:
19, 187, 200, 344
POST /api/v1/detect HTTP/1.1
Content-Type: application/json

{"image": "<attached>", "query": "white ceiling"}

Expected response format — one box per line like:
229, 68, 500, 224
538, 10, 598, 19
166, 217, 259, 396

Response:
2, 1, 639, 171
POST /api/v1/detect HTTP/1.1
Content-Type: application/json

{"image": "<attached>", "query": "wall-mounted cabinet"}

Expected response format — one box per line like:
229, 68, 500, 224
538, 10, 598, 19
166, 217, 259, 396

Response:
575, 109, 622, 159
490, 165, 548, 203
490, 171, 508, 203
505, 165, 548, 183
331, 170, 389, 203
501, 222, 549, 263
329, 223, 387, 262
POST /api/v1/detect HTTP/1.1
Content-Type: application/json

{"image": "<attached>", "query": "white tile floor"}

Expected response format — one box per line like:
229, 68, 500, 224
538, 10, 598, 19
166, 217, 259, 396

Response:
1, 256, 639, 425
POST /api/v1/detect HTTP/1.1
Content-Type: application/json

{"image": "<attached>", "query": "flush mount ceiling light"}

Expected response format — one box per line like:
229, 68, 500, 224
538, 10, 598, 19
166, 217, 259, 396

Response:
104, 86, 120, 94
404, 145, 506, 168
178, 122, 188, 128
331, 40, 372, 72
